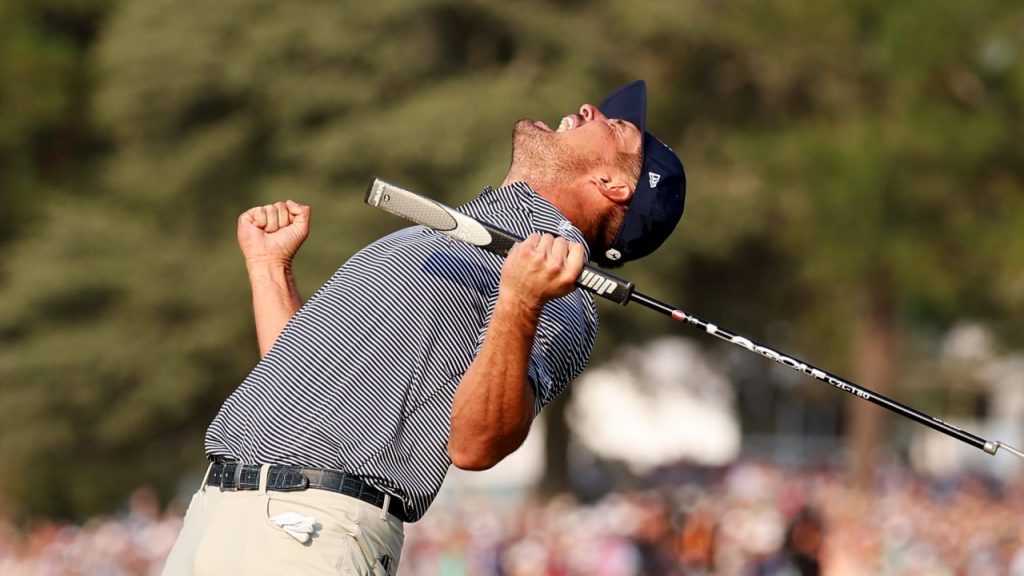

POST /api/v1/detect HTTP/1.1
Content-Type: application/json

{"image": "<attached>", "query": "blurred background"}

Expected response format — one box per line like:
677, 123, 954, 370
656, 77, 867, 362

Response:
1, 0, 1023, 574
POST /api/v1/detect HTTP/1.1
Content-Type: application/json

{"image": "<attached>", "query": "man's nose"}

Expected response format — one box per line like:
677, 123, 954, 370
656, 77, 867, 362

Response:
579, 104, 605, 122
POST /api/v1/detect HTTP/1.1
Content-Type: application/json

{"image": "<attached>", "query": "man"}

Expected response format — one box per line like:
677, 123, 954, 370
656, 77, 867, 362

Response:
162, 80, 685, 575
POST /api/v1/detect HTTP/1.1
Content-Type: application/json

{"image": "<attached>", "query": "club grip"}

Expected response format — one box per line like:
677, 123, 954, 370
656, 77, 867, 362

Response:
365, 178, 635, 304
449, 217, 635, 304
574, 265, 634, 305
366, 178, 496, 248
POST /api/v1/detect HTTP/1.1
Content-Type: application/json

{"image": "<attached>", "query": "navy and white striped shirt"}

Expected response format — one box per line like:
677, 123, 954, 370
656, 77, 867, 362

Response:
205, 182, 599, 522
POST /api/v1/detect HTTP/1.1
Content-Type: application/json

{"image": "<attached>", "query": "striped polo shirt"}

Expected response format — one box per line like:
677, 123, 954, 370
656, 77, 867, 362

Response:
205, 182, 599, 522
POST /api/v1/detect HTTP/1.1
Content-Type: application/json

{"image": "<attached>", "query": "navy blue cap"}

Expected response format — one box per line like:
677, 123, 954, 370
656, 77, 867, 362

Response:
599, 80, 685, 263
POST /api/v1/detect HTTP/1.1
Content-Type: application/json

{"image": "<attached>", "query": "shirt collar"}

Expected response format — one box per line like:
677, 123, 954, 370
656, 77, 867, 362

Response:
480, 181, 591, 260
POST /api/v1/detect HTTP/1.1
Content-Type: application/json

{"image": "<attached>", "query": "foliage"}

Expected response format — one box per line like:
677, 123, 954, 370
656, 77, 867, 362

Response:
1, 0, 1023, 518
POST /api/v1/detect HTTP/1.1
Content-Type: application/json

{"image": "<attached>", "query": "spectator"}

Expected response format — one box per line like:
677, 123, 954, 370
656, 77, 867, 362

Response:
0, 462, 1020, 575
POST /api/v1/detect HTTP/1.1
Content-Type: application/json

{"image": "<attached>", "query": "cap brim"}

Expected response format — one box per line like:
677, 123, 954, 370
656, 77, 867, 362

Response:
598, 80, 647, 135
597, 80, 687, 264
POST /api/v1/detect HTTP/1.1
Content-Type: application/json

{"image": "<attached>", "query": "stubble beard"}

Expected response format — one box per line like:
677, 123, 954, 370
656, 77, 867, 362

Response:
510, 119, 629, 267
510, 120, 588, 187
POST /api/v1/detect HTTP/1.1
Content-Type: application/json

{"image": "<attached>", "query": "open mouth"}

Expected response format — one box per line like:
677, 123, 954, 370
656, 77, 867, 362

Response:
556, 115, 580, 133
532, 114, 581, 134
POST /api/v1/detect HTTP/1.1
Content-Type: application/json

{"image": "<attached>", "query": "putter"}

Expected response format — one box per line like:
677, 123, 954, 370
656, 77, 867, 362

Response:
365, 177, 1024, 463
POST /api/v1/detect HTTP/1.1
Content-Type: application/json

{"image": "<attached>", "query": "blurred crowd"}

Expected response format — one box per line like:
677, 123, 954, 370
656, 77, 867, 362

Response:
0, 489, 181, 576
1, 461, 1022, 575
403, 461, 1024, 576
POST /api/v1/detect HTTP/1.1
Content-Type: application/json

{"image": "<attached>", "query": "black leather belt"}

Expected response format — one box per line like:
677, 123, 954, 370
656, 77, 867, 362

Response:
205, 461, 409, 522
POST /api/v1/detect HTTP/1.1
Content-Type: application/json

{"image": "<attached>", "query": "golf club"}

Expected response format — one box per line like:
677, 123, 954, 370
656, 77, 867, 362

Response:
365, 177, 1024, 463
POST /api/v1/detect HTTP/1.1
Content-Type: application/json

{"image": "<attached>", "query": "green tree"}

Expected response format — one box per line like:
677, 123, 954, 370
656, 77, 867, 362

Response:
0, 0, 113, 249
748, 0, 1024, 485
3, 0, 1023, 519
606, 0, 1024, 485
0, 0, 681, 518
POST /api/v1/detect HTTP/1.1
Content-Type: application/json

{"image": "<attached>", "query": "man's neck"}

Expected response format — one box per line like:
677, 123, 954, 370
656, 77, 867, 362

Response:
499, 174, 599, 246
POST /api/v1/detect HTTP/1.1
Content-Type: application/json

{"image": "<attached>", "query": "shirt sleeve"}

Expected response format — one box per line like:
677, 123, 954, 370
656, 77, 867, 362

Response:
474, 287, 599, 416
526, 290, 600, 415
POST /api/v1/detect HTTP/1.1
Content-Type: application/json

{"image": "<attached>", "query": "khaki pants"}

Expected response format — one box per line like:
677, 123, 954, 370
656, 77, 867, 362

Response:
162, 465, 404, 576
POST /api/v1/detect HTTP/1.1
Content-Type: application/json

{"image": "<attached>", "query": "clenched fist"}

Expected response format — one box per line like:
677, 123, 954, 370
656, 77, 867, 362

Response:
237, 200, 311, 265
499, 233, 586, 312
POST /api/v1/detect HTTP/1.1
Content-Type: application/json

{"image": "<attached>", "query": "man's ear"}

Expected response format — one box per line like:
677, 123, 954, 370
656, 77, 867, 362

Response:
589, 170, 633, 205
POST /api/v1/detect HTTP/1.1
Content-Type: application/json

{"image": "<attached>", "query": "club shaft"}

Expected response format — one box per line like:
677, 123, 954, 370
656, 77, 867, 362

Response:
998, 442, 1024, 460
365, 177, 1024, 461
629, 292, 993, 453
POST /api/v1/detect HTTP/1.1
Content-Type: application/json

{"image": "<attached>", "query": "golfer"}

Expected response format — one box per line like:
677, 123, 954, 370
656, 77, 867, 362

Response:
162, 80, 685, 575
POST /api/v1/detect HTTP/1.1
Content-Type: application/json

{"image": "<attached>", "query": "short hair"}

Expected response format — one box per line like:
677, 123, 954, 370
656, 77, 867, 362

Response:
618, 149, 642, 192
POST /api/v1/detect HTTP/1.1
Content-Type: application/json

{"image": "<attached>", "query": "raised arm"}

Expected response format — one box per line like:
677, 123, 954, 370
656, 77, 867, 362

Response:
448, 233, 585, 470
236, 200, 311, 357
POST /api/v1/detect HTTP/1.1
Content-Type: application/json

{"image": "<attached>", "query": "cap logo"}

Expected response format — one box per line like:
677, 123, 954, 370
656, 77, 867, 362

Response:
648, 172, 661, 188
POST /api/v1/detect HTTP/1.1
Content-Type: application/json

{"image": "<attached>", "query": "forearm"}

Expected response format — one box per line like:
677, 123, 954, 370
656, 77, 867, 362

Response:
448, 295, 539, 470
246, 259, 303, 357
